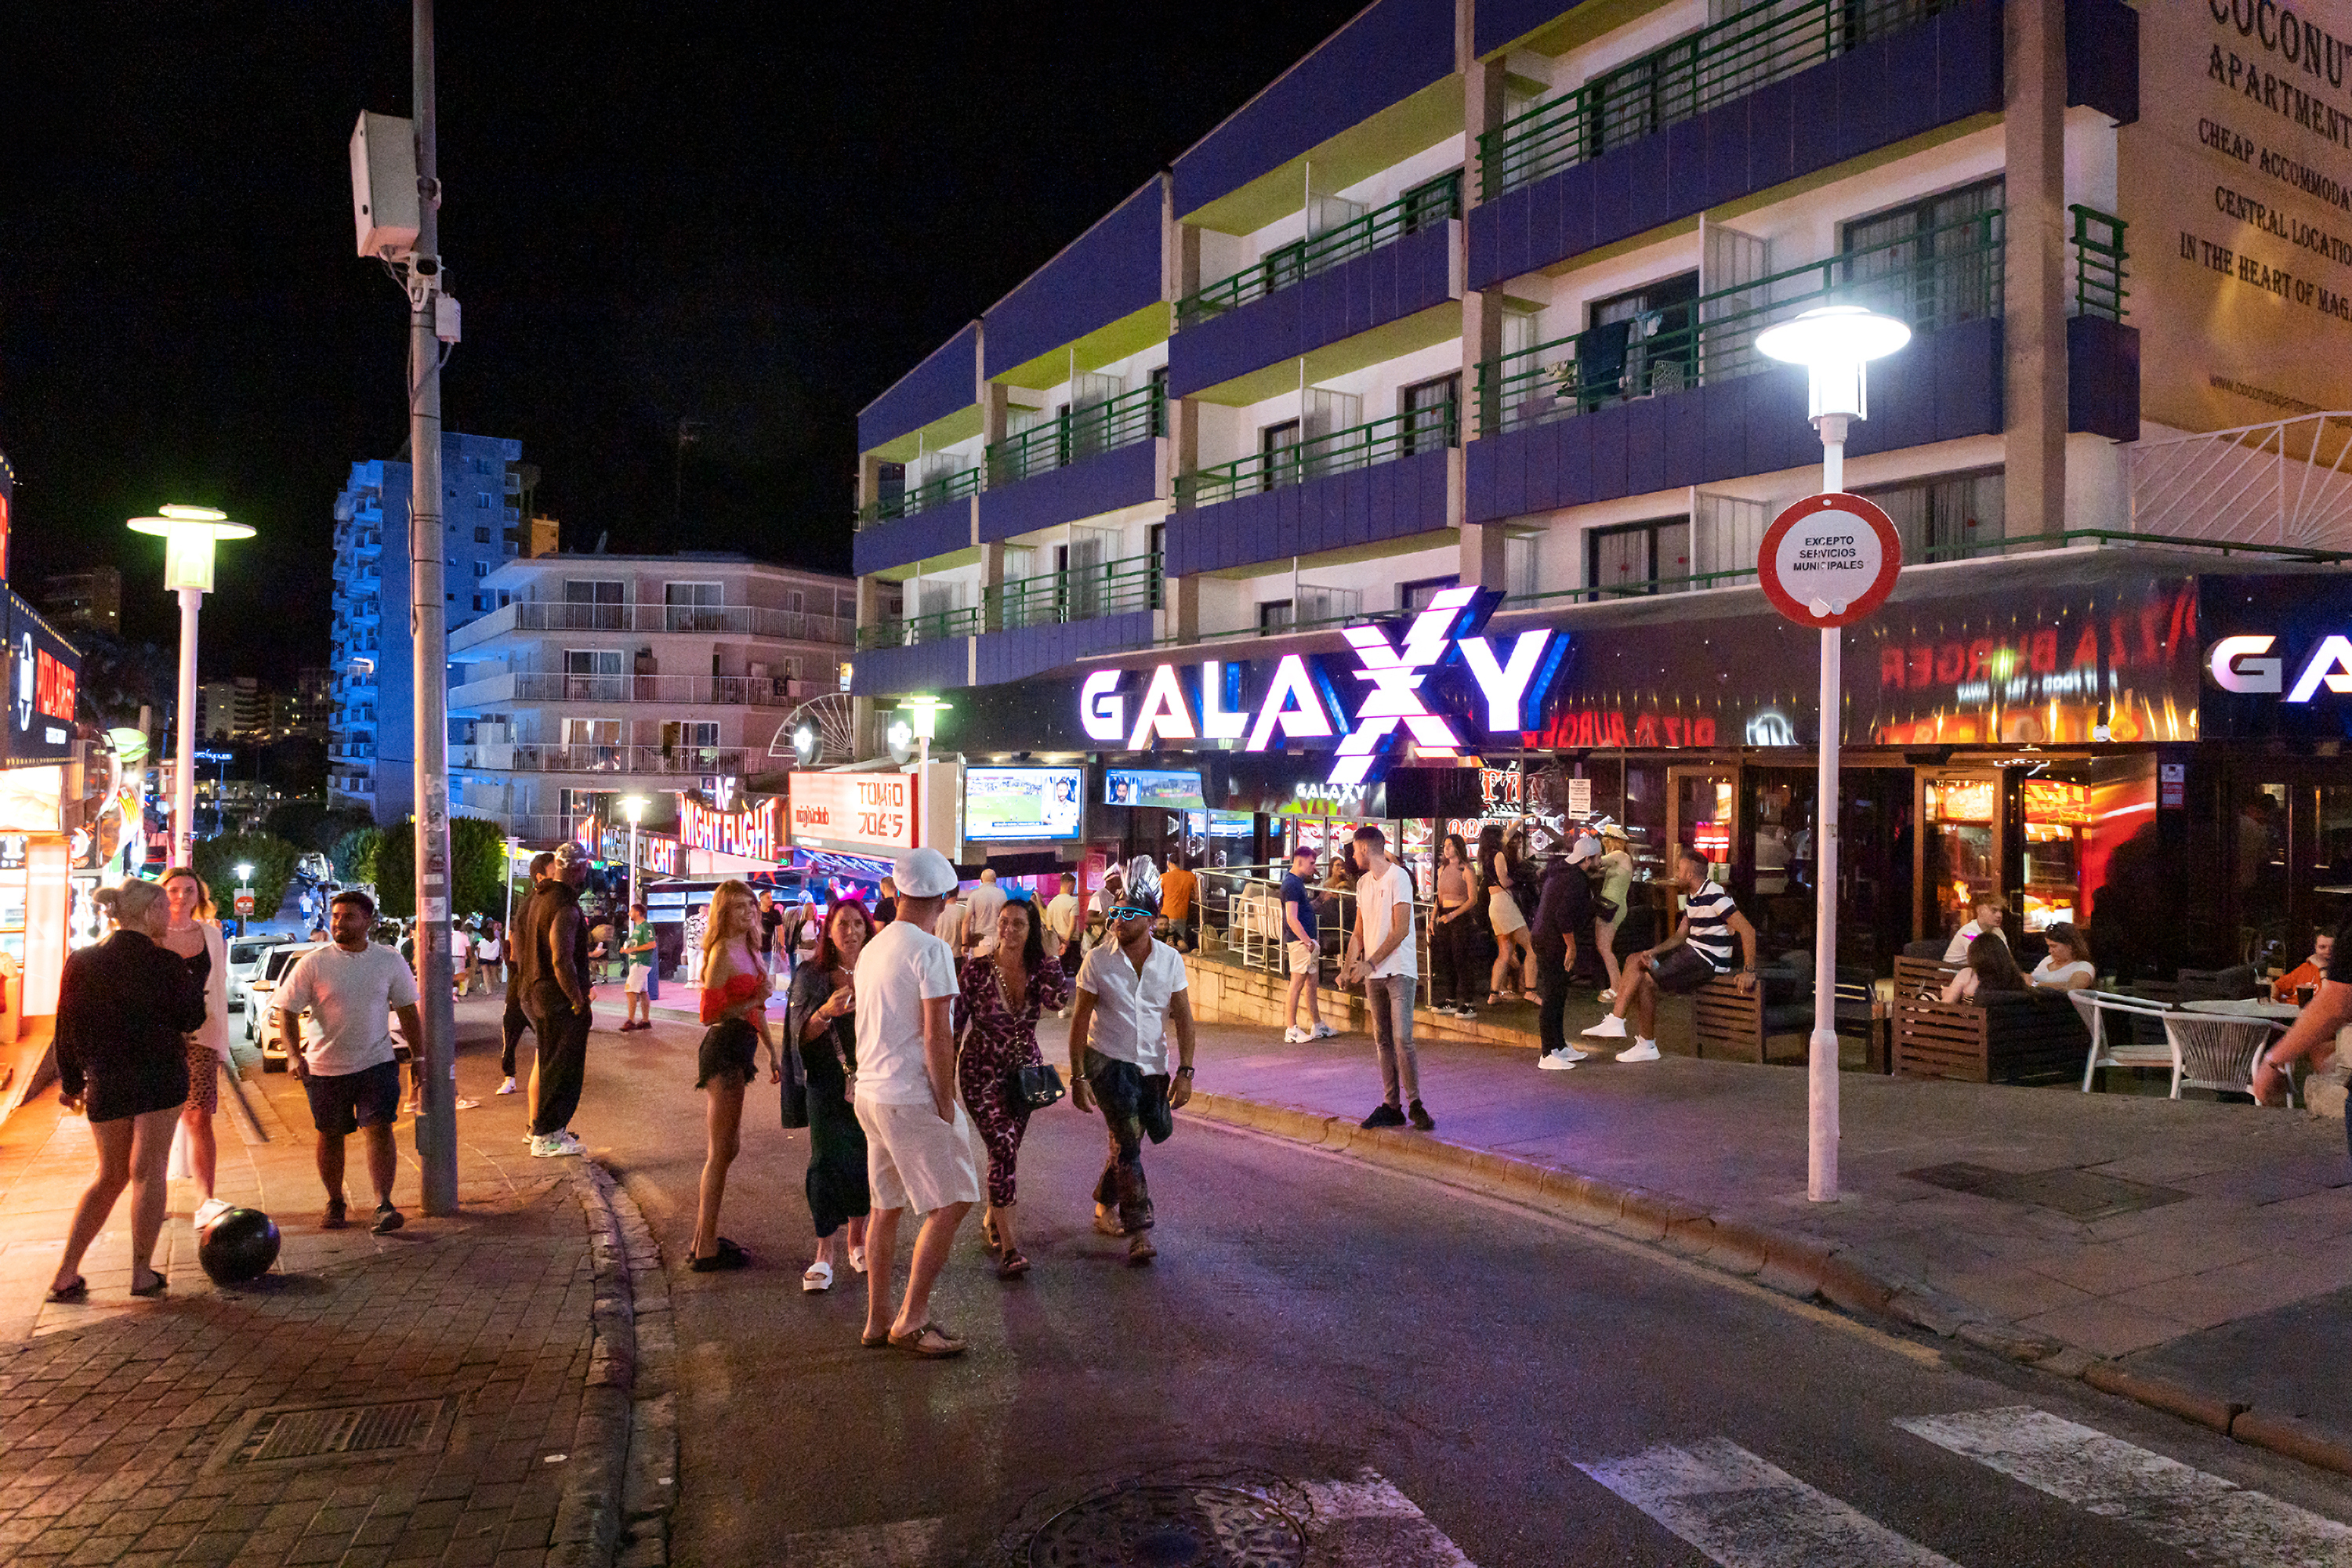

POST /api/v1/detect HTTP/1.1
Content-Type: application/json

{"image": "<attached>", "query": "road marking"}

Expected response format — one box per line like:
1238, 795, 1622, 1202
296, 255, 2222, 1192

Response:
1897, 1406, 2352, 1566
1578, 1437, 1962, 1567
777, 1516, 940, 1567
1302, 1472, 1480, 1565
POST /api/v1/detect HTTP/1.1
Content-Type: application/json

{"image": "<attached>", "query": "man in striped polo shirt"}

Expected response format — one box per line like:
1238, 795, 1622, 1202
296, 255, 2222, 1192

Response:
1583, 846, 1756, 1062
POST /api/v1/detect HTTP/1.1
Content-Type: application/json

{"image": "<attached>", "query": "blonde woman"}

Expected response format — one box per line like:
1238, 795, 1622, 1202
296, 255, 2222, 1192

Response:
691, 881, 779, 1271
1593, 830, 1637, 1001
1480, 824, 1538, 1005
158, 868, 234, 1228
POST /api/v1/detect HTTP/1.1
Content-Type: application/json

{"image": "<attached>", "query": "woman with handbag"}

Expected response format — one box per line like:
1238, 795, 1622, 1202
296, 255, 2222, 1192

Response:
955, 897, 1072, 1280
689, 882, 777, 1274
786, 900, 872, 1292
1593, 830, 1636, 1001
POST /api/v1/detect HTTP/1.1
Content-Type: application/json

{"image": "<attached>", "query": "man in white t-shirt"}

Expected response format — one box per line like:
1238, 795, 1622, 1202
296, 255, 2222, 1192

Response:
1943, 893, 2011, 962
934, 887, 970, 958
1067, 889, 1195, 1264
276, 889, 425, 1234
1348, 824, 1432, 1132
851, 847, 982, 1360
1042, 874, 1082, 1016
965, 867, 1006, 958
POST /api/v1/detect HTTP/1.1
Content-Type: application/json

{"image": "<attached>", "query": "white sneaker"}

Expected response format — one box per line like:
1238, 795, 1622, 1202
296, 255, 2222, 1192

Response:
1537, 1048, 1579, 1071
193, 1197, 232, 1229
1310, 1023, 1339, 1040
1582, 1014, 1629, 1039
531, 1131, 586, 1158
496, 1077, 518, 1095
1616, 1039, 1662, 1063
1283, 1026, 1308, 1044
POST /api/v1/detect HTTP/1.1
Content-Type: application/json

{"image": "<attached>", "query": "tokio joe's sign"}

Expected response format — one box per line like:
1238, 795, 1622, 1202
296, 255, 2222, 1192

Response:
1077, 586, 1565, 785
788, 772, 918, 855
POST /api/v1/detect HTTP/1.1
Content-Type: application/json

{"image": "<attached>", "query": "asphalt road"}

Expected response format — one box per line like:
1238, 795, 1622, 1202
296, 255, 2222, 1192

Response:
446, 997, 2352, 1566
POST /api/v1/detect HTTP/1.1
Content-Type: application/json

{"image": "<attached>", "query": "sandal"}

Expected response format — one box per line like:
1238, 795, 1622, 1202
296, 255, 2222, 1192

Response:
1126, 1233, 1158, 1266
889, 1321, 967, 1359
995, 1249, 1030, 1280
130, 1271, 168, 1299
860, 1327, 892, 1349
802, 1261, 833, 1293
978, 1215, 1002, 1258
690, 1237, 749, 1273
1092, 1208, 1126, 1239
44, 1276, 86, 1304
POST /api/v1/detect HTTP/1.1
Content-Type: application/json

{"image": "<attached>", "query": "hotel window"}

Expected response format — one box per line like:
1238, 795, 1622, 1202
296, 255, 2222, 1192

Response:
1400, 375, 1460, 457
664, 581, 724, 632
1586, 516, 1692, 596
474, 526, 491, 543
1842, 177, 2003, 334
1258, 599, 1295, 632
1259, 419, 1301, 491
1399, 575, 1461, 614
563, 578, 625, 631
1586, 272, 1700, 405
1857, 469, 2004, 564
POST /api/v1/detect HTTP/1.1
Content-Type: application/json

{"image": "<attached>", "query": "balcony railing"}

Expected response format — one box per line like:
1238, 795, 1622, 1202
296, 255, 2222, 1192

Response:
1477, 206, 2004, 435
988, 383, 1165, 487
2069, 205, 2129, 321
1179, 401, 1460, 509
993, 552, 1162, 630
455, 744, 763, 776
1177, 172, 1463, 328
453, 672, 805, 708
857, 464, 982, 529
494, 601, 852, 644
857, 603, 985, 651
1478, 0, 1951, 200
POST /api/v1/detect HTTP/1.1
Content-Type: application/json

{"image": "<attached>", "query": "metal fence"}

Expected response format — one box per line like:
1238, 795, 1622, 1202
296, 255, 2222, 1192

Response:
988, 383, 1165, 487
1180, 401, 1460, 509
1177, 172, 1462, 328
1190, 862, 1437, 983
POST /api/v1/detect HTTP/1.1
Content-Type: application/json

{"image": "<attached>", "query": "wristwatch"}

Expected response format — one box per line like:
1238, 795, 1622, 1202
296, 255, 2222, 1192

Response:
1176, 1066, 1195, 1077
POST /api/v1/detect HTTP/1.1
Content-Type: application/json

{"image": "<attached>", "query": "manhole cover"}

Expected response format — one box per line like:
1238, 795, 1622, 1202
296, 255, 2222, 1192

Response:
1901, 1162, 2191, 1221
214, 1400, 447, 1470
1028, 1484, 1306, 1567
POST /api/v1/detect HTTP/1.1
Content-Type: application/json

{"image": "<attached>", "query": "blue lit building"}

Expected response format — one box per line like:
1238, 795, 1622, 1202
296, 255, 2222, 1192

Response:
328, 433, 526, 824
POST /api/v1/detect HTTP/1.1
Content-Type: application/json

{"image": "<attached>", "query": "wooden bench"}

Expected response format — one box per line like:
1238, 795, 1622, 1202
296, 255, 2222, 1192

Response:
1891, 956, 2089, 1083
1694, 966, 1890, 1071
1693, 973, 1765, 1062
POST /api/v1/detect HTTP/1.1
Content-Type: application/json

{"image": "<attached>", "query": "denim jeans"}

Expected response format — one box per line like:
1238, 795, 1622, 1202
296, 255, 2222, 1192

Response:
1364, 974, 1420, 1106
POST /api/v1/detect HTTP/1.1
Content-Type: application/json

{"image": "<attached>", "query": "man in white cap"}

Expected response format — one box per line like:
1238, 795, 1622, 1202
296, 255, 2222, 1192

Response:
853, 846, 983, 1359
1533, 835, 1602, 1070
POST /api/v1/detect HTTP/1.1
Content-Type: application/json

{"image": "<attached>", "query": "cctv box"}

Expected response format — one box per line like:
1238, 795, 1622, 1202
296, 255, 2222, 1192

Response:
350, 111, 420, 259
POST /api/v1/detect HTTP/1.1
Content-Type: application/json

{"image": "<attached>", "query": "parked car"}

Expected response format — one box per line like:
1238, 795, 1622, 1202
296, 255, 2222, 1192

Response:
226, 936, 275, 1012
241, 941, 324, 1059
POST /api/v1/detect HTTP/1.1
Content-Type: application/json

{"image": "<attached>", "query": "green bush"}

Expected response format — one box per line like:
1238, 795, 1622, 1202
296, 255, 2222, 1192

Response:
369, 816, 509, 922
190, 834, 302, 925
330, 826, 384, 883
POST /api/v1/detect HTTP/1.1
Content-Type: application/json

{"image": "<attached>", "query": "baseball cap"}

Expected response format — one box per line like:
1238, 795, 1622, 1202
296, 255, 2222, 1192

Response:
891, 846, 960, 900
553, 841, 591, 871
1567, 835, 1602, 865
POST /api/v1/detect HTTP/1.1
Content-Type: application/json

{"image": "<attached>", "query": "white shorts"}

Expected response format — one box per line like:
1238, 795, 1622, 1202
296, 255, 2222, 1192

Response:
625, 965, 649, 994
1288, 939, 1322, 977
855, 1097, 984, 1215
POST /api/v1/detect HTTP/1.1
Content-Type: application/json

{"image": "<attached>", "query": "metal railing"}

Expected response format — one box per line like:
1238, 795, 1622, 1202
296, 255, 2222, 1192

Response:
487, 600, 853, 644
1190, 862, 1439, 983
1180, 400, 1460, 509
1477, 207, 2002, 435
451, 672, 805, 708
2126, 413, 2352, 549
856, 603, 984, 651
1176, 172, 1463, 328
857, 464, 982, 529
1479, 0, 1949, 199
991, 552, 1162, 630
988, 384, 1165, 487
2069, 205, 2129, 321
455, 744, 762, 776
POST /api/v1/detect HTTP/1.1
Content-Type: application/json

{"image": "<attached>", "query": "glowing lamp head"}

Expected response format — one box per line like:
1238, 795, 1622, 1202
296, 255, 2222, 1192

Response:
621, 795, 648, 826
897, 695, 951, 741
1754, 306, 1911, 424
234, 862, 254, 884
127, 504, 255, 593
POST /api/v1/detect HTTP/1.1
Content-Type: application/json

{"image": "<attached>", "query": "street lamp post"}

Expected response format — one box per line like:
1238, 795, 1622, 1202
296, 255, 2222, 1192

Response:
620, 796, 647, 920
126, 505, 253, 868
1756, 306, 1910, 1204
234, 860, 254, 937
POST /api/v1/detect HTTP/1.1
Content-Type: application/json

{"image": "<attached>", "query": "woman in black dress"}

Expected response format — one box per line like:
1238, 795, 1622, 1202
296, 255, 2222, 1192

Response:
786, 901, 873, 1293
49, 879, 207, 1302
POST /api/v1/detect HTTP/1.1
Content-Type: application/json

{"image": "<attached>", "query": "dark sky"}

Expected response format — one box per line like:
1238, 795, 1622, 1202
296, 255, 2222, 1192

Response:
0, 1, 1364, 679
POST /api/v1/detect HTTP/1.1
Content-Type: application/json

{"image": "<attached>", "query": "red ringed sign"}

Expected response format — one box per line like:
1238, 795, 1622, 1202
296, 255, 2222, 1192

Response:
1757, 492, 1902, 628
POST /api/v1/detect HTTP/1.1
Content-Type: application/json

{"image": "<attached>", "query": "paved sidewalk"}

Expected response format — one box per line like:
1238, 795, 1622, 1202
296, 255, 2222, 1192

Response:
1166, 1007, 2352, 1451
0, 1032, 627, 1567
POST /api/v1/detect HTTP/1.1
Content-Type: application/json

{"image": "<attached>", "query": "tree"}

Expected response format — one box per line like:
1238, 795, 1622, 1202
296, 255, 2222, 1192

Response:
331, 826, 383, 883
370, 816, 509, 920
190, 834, 301, 925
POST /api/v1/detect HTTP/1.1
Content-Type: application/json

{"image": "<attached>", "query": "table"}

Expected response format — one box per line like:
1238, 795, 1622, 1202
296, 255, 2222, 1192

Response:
2180, 998, 2302, 1023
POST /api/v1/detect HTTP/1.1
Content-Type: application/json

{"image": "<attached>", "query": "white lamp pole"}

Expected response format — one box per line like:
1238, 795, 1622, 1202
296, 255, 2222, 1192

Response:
1756, 306, 1909, 1204
128, 505, 254, 869
621, 795, 647, 918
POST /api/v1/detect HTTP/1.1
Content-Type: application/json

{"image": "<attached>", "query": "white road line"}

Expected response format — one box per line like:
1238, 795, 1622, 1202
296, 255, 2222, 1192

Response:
1578, 1438, 1962, 1567
778, 1516, 940, 1568
1303, 1472, 1480, 1566
1897, 1406, 2352, 1566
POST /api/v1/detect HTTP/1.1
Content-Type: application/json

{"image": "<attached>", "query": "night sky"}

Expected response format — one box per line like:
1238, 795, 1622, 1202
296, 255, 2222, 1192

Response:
0, 2, 1364, 678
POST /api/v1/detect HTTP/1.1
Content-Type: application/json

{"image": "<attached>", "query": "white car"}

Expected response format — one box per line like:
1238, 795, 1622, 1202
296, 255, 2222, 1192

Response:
226, 937, 274, 1012
241, 942, 325, 1059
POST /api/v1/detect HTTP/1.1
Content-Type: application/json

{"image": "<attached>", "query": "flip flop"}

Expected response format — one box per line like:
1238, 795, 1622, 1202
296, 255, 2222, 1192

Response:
130, 1272, 168, 1299
889, 1321, 966, 1359
995, 1249, 1030, 1280
44, 1277, 86, 1304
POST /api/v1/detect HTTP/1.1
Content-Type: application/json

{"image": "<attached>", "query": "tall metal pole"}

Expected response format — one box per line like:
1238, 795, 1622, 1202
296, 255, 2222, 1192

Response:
172, 587, 201, 867
1807, 417, 1848, 1204
408, 0, 458, 1215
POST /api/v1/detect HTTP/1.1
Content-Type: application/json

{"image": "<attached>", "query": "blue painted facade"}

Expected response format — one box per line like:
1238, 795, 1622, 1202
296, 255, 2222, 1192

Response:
2067, 315, 2140, 444
1466, 317, 2002, 523
1165, 447, 1454, 577
849, 636, 969, 701
328, 432, 524, 826
856, 323, 980, 454
977, 439, 1162, 545
1466, 1, 2003, 292
852, 498, 973, 579
974, 610, 1158, 686
984, 182, 1165, 378
1170, 0, 1457, 219
1169, 222, 1460, 400
2066, 0, 2140, 125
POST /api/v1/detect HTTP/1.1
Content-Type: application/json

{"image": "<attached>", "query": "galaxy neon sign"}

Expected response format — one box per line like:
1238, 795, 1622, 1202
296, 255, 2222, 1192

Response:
2208, 633, 2352, 701
1078, 587, 1566, 784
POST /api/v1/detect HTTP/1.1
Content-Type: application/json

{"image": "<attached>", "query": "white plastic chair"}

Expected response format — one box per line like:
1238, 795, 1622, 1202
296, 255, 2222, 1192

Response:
2162, 1013, 2290, 1105
2071, 990, 2181, 1094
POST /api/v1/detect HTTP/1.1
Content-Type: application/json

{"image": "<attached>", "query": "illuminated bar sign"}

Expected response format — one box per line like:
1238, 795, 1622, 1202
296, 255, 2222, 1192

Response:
676, 793, 783, 861
4, 591, 79, 770
1076, 587, 1564, 785
788, 772, 918, 855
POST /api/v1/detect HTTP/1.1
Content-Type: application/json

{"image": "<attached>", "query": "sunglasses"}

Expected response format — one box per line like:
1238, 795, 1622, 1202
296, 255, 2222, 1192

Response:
1109, 906, 1155, 922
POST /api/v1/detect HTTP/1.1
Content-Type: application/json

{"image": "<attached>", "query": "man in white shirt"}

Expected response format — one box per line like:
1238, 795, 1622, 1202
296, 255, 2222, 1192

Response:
1043, 873, 1082, 1014
1943, 893, 2011, 962
965, 867, 1007, 957
276, 889, 425, 1235
1349, 824, 1432, 1131
934, 887, 971, 958
1067, 890, 1197, 1265
851, 848, 982, 1360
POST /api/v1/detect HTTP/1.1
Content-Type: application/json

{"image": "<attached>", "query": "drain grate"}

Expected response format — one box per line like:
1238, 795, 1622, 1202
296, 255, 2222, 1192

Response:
223, 1400, 445, 1469
1029, 1484, 1306, 1567
1901, 1162, 2191, 1221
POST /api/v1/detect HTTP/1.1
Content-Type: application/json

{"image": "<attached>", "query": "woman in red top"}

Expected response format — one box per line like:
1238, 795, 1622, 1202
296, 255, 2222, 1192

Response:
955, 898, 1071, 1280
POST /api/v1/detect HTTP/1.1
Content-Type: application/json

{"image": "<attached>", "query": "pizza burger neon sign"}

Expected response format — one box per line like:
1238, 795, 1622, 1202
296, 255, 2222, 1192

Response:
1081, 587, 1564, 783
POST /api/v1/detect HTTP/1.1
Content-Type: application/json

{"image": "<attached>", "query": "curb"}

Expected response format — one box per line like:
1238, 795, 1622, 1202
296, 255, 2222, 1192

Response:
1185, 1090, 2352, 1484
546, 1162, 680, 1568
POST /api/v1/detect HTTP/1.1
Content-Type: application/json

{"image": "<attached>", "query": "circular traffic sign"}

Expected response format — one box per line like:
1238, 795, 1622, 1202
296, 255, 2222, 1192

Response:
1756, 492, 1902, 628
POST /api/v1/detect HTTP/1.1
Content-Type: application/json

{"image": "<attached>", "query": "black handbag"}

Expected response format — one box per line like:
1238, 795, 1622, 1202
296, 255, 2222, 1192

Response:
1593, 893, 1622, 923
1004, 1061, 1065, 1114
